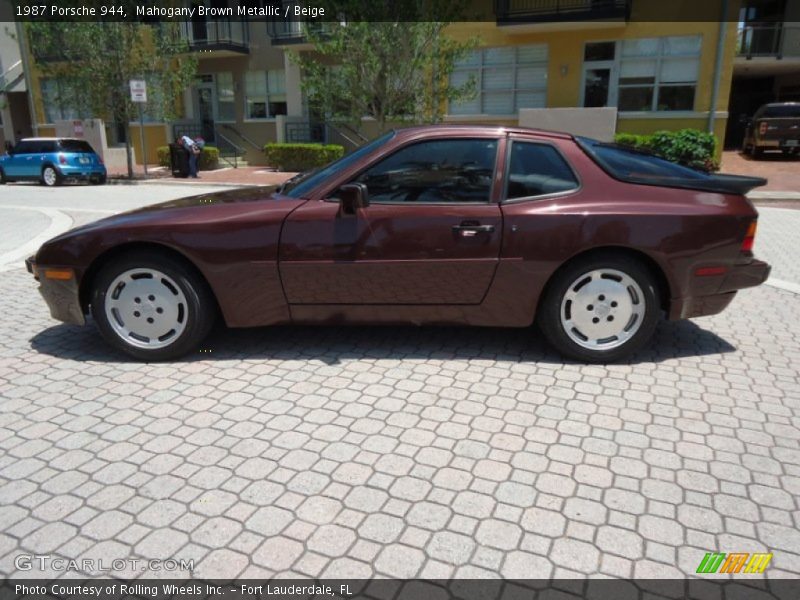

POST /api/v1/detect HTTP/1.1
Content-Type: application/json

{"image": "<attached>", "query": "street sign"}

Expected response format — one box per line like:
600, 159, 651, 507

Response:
129, 79, 147, 103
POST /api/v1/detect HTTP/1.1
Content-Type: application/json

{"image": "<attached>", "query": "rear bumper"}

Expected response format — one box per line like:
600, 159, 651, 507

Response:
26, 256, 86, 326
670, 259, 771, 320
58, 166, 106, 180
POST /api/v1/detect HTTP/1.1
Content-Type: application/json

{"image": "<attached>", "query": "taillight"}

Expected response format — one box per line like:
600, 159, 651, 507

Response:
759, 121, 768, 135
741, 221, 757, 253
58, 154, 67, 164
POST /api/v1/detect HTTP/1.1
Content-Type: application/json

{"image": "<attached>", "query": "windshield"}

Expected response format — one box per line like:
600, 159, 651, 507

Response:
281, 131, 396, 198
760, 105, 800, 118
577, 136, 710, 182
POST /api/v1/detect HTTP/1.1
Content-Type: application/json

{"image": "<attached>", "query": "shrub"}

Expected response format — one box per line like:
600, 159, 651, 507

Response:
264, 143, 345, 172
156, 145, 219, 171
614, 129, 719, 171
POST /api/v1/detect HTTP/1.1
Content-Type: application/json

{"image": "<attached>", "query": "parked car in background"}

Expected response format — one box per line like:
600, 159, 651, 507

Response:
26, 125, 770, 363
0, 138, 107, 186
742, 102, 800, 158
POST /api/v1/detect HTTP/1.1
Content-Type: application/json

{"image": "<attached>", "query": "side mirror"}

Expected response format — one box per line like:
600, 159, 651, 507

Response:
338, 183, 370, 216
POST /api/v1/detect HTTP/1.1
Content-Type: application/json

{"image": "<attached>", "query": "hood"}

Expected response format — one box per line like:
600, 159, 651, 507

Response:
39, 186, 298, 249
125, 185, 280, 213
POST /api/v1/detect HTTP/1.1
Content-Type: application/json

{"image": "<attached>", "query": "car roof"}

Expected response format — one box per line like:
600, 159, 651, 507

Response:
760, 102, 800, 108
19, 137, 88, 142
392, 124, 574, 140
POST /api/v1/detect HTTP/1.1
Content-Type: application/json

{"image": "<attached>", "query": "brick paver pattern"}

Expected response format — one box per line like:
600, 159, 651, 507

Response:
0, 216, 799, 580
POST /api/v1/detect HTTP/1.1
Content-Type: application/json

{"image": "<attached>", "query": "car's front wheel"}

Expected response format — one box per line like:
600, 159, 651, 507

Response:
91, 252, 216, 361
538, 254, 660, 363
41, 165, 62, 187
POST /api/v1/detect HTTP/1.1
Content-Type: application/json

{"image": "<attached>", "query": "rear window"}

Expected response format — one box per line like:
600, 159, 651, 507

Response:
59, 140, 95, 153
577, 137, 710, 183
760, 105, 800, 118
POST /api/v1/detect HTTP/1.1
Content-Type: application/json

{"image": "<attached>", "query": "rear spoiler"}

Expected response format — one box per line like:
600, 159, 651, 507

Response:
625, 174, 767, 196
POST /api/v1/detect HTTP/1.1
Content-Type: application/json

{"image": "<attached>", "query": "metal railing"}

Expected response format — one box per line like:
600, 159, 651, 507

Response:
180, 19, 249, 52
285, 122, 326, 143
737, 23, 800, 59
1, 60, 23, 93
220, 123, 262, 151
215, 131, 245, 169
495, 0, 630, 20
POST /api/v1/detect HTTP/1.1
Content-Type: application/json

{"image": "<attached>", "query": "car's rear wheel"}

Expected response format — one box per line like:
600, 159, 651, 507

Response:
0, 167, 6, 184
538, 254, 660, 363
91, 174, 107, 185
41, 165, 62, 187
91, 252, 215, 361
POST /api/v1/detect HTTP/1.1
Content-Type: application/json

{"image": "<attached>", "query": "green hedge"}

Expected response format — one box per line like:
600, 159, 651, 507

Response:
264, 143, 345, 172
156, 145, 219, 171
613, 129, 719, 172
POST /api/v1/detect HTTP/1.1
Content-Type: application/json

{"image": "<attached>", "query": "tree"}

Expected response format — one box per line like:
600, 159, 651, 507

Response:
292, 0, 479, 133
26, 21, 197, 178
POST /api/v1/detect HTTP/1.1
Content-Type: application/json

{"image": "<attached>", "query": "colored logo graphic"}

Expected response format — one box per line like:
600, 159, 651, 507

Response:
696, 552, 773, 574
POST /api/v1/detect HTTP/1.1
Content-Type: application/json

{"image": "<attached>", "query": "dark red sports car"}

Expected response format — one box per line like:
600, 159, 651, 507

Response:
27, 125, 771, 362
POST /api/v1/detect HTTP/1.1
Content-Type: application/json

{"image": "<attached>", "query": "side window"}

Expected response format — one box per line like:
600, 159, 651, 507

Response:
13, 142, 33, 154
505, 142, 579, 200
38, 141, 57, 153
355, 138, 498, 204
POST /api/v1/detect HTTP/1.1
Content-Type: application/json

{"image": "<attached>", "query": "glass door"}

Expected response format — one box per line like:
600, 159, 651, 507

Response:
195, 82, 216, 143
582, 61, 617, 108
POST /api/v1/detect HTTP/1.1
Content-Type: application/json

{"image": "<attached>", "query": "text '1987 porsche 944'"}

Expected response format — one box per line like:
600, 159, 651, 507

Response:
27, 126, 771, 362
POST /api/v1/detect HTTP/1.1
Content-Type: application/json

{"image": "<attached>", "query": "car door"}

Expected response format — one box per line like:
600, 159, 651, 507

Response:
5, 141, 35, 178
279, 136, 504, 305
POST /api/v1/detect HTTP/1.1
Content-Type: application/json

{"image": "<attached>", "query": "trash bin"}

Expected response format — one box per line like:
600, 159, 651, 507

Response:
169, 143, 190, 178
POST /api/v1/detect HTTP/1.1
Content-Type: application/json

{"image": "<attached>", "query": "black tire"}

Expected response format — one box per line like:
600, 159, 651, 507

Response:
92, 174, 107, 185
752, 147, 765, 159
41, 165, 62, 187
90, 251, 216, 361
537, 252, 661, 363
0, 167, 6, 184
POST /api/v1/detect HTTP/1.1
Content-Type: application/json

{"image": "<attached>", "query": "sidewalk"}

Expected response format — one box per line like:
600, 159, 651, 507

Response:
721, 150, 800, 205
109, 165, 296, 187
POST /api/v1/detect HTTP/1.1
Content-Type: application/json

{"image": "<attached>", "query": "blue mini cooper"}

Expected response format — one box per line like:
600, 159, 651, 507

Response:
0, 137, 107, 186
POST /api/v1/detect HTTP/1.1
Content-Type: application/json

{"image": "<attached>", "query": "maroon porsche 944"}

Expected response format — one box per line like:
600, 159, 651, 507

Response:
27, 125, 771, 362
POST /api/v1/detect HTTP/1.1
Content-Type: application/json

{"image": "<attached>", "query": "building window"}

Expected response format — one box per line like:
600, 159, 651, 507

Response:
245, 69, 287, 119
449, 44, 548, 116
216, 72, 235, 121
583, 36, 701, 112
40, 78, 82, 123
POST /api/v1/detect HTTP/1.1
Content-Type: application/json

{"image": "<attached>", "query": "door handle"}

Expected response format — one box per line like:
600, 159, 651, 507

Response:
452, 223, 495, 237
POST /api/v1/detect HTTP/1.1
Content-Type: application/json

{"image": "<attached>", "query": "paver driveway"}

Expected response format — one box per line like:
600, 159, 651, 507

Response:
0, 208, 798, 581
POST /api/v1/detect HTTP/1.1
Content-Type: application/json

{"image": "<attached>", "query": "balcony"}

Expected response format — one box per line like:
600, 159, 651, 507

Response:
735, 23, 800, 76
267, 20, 305, 46
267, 20, 331, 47
180, 19, 249, 56
495, 0, 630, 30
737, 23, 800, 59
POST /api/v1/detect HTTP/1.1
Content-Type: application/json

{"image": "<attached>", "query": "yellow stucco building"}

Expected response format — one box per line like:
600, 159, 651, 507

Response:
20, 0, 744, 165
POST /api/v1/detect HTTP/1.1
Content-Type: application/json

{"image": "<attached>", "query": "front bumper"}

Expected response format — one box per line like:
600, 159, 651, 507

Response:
26, 256, 86, 326
670, 259, 771, 320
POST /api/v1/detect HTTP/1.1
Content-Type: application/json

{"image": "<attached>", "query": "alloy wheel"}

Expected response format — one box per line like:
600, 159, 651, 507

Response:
559, 268, 646, 351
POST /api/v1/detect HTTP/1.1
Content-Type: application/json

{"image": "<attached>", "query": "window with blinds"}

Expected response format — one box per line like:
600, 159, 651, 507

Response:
618, 35, 701, 112
216, 72, 235, 122
245, 70, 288, 119
449, 45, 548, 116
